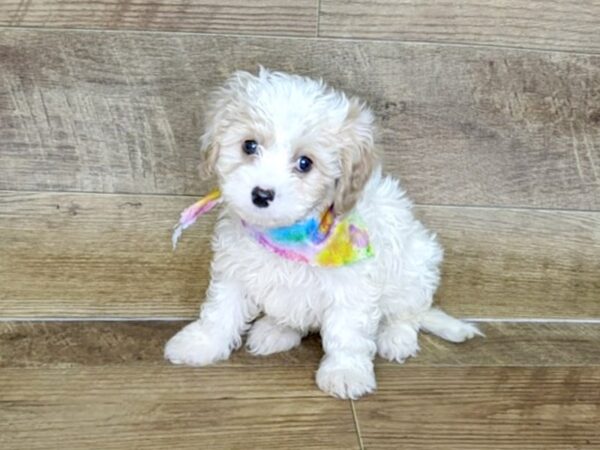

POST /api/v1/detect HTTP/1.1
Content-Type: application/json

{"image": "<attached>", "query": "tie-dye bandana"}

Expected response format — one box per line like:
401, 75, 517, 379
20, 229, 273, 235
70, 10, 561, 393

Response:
172, 189, 374, 267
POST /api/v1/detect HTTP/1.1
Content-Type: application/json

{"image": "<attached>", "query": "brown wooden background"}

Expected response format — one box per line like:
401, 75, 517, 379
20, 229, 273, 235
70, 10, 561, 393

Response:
1, 7, 599, 320
1, 1, 599, 449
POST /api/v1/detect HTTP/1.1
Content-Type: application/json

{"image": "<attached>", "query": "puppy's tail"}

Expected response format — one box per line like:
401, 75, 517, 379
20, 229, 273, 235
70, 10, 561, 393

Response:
420, 308, 483, 343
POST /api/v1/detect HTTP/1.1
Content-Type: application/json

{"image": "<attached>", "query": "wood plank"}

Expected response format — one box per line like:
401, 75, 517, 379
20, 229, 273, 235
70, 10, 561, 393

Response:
1, 30, 599, 209
319, 0, 600, 53
0, 319, 355, 450
1, 322, 599, 369
418, 206, 600, 319
0, 321, 325, 368
0, 0, 317, 36
413, 322, 600, 367
1, 191, 599, 318
0, 191, 214, 317
1, 322, 599, 450
0, 366, 359, 450
355, 367, 600, 449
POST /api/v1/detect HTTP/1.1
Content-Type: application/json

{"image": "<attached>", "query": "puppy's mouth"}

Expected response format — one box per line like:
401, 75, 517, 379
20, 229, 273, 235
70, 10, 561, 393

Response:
228, 197, 315, 229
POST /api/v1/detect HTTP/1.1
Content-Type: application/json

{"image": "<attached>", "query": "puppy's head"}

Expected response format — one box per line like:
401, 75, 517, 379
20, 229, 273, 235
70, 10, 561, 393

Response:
200, 69, 376, 227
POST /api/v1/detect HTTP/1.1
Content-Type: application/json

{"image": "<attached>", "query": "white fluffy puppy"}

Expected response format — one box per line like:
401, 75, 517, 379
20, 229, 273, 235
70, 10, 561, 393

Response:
165, 69, 481, 399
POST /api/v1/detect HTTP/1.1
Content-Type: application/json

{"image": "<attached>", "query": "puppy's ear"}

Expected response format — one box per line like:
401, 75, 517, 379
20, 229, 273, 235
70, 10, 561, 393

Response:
334, 98, 376, 215
198, 94, 223, 179
198, 71, 258, 179
198, 132, 219, 179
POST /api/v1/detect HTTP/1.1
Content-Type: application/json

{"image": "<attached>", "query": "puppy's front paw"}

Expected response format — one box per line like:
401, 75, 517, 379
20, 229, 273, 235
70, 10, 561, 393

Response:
164, 320, 230, 366
316, 355, 376, 400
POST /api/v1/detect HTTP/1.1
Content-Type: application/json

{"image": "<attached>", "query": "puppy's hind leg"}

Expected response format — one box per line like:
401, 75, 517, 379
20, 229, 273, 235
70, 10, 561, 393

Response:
377, 316, 420, 363
246, 315, 305, 356
377, 307, 483, 363
377, 283, 431, 363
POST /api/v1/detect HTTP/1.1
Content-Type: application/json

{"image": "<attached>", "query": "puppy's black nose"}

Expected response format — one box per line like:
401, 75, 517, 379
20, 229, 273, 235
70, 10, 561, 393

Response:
251, 187, 275, 208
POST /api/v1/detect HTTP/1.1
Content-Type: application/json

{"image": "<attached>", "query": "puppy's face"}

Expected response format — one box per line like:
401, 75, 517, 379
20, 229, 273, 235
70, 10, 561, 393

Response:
200, 70, 376, 228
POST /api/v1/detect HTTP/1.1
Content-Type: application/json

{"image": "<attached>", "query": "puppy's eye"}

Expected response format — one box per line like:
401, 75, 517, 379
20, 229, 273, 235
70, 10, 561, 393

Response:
243, 140, 258, 155
296, 156, 313, 173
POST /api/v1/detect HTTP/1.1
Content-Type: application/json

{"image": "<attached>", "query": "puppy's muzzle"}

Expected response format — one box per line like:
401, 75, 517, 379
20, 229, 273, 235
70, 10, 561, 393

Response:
251, 186, 275, 208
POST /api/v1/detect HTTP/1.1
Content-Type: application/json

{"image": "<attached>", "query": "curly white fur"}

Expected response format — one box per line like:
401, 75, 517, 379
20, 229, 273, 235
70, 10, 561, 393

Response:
165, 69, 482, 399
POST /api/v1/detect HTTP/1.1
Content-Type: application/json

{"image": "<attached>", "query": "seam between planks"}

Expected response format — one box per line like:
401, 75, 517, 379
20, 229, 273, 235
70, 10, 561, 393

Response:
0, 317, 194, 322
0, 24, 598, 56
317, 33, 600, 56
2, 317, 600, 323
3, 189, 600, 215
466, 317, 600, 324
315, 0, 321, 38
350, 400, 365, 450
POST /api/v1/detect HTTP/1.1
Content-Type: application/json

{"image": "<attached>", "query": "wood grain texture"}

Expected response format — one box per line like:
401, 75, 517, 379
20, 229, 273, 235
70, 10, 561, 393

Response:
2, 322, 599, 368
319, 0, 600, 53
1, 191, 599, 318
0, 0, 317, 36
1, 30, 599, 209
0, 191, 214, 317
1, 322, 598, 450
417, 206, 600, 319
355, 367, 600, 449
0, 321, 325, 368
0, 366, 359, 450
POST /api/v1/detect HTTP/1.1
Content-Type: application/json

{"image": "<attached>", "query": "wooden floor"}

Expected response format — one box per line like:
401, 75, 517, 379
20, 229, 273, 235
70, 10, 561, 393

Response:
1, 0, 599, 448
1, 322, 599, 449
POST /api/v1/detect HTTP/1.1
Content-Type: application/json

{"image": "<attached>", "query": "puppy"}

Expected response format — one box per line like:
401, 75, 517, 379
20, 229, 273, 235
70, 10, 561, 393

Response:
165, 68, 481, 399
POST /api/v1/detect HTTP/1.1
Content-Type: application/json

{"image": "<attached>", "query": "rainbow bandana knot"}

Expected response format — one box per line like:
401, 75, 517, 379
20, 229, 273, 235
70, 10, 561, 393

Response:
172, 189, 374, 268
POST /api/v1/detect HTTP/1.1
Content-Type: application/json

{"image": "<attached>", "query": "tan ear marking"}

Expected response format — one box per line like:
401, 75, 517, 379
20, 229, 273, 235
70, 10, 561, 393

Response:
333, 99, 377, 215
197, 70, 258, 180
198, 143, 219, 179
